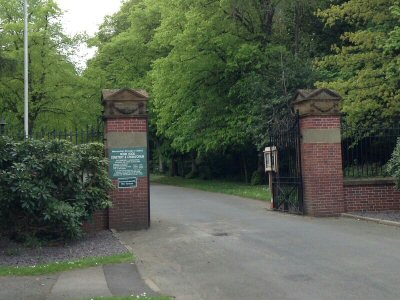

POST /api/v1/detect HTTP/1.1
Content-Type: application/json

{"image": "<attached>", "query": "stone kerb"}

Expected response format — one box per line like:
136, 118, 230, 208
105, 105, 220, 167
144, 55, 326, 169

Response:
102, 88, 150, 230
293, 88, 345, 216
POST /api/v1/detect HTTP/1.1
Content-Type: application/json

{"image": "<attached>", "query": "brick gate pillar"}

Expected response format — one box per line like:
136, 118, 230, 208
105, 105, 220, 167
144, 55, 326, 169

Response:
102, 88, 150, 230
293, 89, 344, 216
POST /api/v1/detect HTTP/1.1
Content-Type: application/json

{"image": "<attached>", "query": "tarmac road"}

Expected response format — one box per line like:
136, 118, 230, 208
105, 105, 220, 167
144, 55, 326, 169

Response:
119, 184, 400, 300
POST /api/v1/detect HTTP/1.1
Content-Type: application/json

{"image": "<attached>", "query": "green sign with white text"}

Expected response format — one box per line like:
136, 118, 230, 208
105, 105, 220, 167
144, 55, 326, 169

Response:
118, 177, 137, 189
109, 147, 147, 179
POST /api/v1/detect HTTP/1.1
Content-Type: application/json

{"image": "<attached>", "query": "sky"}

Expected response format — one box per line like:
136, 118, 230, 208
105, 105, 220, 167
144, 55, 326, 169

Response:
56, 0, 123, 67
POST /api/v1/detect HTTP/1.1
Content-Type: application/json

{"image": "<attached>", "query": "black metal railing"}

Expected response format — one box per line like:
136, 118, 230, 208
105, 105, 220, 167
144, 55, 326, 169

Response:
1, 125, 104, 145
342, 124, 400, 178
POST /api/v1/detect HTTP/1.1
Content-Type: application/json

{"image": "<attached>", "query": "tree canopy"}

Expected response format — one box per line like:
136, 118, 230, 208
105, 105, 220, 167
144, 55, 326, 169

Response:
316, 0, 400, 126
0, 0, 93, 132
0, 0, 398, 181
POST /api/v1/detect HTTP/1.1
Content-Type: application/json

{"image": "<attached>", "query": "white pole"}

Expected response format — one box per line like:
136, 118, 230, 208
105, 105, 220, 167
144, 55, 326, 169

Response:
24, 0, 29, 138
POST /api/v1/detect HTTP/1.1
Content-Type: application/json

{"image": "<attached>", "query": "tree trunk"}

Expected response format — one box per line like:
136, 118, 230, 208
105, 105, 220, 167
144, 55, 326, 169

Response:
191, 151, 198, 174
180, 155, 185, 177
242, 154, 249, 184
294, 2, 304, 57
260, 0, 275, 45
157, 147, 164, 173
169, 158, 178, 177
257, 152, 264, 172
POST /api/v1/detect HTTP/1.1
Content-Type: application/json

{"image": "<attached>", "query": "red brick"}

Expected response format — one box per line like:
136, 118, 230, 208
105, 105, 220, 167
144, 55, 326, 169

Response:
344, 183, 400, 212
84, 116, 149, 233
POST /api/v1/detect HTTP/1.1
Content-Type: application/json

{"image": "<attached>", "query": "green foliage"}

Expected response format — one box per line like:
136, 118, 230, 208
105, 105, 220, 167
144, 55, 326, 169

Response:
0, 137, 113, 241
316, 0, 400, 126
0, 252, 133, 276
82, 0, 337, 182
149, 0, 322, 153
88, 296, 172, 300
386, 138, 400, 189
184, 170, 198, 179
85, 0, 161, 90
250, 170, 263, 186
198, 166, 212, 180
151, 175, 271, 201
0, 0, 95, 131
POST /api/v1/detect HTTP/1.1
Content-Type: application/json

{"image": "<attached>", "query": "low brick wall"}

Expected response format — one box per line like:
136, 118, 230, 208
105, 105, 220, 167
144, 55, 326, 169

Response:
82, 209, 109, 233
344, 178, 400, 212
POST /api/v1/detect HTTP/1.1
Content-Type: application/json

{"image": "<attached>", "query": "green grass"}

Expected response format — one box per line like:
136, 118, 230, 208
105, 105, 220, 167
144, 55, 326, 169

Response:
84, 296, 172, 300
0, 252, 134, 277
151, 175, 271, 201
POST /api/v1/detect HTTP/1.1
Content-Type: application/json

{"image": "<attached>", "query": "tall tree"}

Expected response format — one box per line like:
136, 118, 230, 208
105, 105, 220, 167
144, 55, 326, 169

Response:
84, 0, 349, 179
0, 0, 85, 132
316, 0, 400, 126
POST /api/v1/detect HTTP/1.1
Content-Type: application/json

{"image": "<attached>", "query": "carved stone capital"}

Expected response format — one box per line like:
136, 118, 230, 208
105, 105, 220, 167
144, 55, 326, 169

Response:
102, 88, 149, 119
292, 88, 341, 117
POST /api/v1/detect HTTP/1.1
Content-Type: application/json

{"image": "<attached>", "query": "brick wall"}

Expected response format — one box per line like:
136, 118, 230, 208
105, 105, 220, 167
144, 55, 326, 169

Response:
106, 118, 147, 133
82, 210, 109, 233
300, 116, 341, 129
344, 180, 400, 212
300, 115, 345, 216
292, 90, 400, 216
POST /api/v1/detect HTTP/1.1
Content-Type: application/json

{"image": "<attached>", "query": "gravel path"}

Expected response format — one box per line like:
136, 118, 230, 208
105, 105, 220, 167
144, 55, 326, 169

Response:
351, 211, 400, 222
0, 230, 128, 267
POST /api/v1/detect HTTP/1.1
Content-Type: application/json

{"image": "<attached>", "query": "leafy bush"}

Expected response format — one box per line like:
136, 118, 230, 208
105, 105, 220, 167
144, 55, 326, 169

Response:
198, 166, 211, 180
386, 138, 400, 189
250, 170, 263, 186
184, 170, 198, 179
0, 137, 114, 241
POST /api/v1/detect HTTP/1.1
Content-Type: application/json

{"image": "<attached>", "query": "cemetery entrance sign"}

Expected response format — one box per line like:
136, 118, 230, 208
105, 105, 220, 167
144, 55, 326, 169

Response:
110, 147, 147, 179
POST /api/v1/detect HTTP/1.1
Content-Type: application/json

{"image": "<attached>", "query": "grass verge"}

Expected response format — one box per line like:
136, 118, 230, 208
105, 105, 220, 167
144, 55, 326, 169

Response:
151, 175, 271, 201
85, 296, 172, 300
0, 252, 134, 277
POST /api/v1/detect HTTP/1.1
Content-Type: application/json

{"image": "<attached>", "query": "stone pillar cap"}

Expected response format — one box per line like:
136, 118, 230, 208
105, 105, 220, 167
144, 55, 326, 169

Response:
102, 88, 149, 119
102, 88, 149, 103
292, 88, 341, 117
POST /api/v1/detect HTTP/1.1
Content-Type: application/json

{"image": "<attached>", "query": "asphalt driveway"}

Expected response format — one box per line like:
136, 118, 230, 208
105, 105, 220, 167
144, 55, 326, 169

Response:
118, 184, 400, 300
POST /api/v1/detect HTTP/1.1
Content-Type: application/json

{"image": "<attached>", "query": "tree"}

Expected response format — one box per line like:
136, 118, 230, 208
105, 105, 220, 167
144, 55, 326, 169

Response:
85, 0, 162, 90
151, 0, 276, 155
0, 0, 86, 132
316, 0, 400, 127
85, 0, 348, 180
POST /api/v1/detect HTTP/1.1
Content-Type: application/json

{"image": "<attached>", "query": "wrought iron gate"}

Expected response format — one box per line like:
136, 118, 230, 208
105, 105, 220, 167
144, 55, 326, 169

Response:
269, 114, 303, 214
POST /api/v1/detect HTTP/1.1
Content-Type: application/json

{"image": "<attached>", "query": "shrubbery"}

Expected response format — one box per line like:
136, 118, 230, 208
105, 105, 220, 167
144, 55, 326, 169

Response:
0, 137, 114, 241
386, 138, 400, 189
250, 170, 263, 186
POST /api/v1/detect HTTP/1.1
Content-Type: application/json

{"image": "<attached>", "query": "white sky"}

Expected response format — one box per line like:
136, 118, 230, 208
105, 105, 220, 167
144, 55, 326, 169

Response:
56, 0, 123, 67
57, 0, 123, 36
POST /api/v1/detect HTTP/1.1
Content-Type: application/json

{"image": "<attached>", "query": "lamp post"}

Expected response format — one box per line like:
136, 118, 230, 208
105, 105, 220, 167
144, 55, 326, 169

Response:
264, 146, 278, 209
24, 0, 29, 138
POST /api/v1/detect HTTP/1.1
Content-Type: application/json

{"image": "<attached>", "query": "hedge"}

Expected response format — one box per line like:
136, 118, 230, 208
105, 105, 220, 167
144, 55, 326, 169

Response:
0, 137, 114, 241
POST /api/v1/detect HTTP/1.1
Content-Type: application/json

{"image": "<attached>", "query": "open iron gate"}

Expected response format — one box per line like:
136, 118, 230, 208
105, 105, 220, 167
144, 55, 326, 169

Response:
269, 114, 304, 214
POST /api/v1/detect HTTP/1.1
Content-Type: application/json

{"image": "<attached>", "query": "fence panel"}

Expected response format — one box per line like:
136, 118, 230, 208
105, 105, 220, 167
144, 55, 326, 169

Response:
1, 125, 104, 145
342, 124, 400, 178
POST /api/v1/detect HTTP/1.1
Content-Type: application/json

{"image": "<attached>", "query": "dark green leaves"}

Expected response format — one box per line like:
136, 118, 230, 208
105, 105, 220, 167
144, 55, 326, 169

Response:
0, 138, 113, 241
